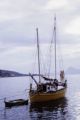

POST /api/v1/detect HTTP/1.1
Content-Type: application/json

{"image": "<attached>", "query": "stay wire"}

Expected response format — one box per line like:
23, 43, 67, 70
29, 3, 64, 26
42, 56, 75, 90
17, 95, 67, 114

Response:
48, 28, 54, 77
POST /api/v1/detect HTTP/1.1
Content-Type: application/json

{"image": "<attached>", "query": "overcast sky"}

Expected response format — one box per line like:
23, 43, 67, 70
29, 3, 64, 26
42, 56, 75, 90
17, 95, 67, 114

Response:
0, 0, 80, 74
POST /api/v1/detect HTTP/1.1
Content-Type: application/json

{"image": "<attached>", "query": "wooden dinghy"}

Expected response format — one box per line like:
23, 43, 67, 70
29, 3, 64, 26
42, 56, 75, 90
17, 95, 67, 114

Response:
4, 99, 28, 108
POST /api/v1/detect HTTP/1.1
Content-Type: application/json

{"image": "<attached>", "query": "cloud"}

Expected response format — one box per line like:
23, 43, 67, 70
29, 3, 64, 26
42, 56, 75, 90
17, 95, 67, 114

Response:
65, 16, 80, 35
0, 0, 47, 22
0, 0, 80, 72
0, 45, 37, 72
45, 0, 68, 10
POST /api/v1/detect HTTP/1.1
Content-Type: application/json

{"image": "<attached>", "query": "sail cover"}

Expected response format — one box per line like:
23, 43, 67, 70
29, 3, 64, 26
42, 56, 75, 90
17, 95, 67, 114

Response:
42, 76, 54, 81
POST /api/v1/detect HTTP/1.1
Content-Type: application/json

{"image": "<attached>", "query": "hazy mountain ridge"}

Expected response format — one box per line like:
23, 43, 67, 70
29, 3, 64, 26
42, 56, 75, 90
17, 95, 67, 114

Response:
66, 67, 80, 74
0, 69, 27, 77
0, 67, 80, 78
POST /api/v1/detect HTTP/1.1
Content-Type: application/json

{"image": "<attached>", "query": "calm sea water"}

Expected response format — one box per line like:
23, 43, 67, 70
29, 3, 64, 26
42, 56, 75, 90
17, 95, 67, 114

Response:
0, 75, 80, 120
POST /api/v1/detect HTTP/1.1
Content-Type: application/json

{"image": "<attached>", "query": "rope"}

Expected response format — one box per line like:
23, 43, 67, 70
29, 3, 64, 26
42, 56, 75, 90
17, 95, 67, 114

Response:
48, 28, 54, 77
32, 44, 37, 75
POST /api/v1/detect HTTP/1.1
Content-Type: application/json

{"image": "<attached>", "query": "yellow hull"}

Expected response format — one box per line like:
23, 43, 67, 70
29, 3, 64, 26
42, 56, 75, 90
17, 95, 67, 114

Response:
29, 88, 66, 103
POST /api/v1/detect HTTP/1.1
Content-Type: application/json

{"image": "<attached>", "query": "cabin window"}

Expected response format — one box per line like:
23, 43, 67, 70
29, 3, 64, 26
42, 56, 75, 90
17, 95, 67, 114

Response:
47, 85, 50, 92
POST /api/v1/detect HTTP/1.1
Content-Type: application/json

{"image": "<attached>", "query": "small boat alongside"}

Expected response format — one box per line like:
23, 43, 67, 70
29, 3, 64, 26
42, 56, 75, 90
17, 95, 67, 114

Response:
4, 99, 28, 108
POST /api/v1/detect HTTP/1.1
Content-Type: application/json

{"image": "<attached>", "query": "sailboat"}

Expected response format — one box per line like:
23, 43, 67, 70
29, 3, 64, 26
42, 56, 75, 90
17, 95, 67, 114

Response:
29, 16, 67, 103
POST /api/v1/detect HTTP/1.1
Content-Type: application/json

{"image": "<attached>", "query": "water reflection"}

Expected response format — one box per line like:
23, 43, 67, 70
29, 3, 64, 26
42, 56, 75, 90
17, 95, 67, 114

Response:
1, 76, 80, 120
29, 98, 68, 120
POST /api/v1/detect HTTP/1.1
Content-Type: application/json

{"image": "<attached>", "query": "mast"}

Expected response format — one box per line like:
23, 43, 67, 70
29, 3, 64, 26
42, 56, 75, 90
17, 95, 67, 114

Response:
36, 28, 41, 83
54, 16, 57, 79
